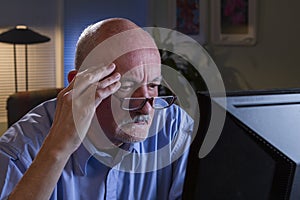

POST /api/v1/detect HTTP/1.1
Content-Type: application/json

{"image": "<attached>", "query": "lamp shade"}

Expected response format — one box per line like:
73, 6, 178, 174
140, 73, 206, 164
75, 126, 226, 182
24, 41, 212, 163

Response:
0, 25, 50, 44
0, 25, 51, 92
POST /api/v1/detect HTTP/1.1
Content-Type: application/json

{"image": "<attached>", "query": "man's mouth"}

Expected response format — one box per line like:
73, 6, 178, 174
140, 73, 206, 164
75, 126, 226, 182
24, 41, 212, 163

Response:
133, 120, 147, 125
133, 117, 148, 124
119, 115, 151, 127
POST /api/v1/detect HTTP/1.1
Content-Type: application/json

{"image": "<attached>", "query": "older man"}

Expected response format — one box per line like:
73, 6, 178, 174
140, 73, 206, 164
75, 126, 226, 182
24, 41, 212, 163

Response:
0, 18, 194, 200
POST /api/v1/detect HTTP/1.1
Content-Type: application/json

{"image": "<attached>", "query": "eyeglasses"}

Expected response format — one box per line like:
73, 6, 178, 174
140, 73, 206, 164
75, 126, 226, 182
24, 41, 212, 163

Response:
119, 96, 177, 111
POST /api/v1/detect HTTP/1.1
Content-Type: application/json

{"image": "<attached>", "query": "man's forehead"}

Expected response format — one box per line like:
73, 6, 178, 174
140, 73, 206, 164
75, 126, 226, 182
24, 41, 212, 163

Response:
79, 28, 159, 71
118, 63, 161, 81
114, 48, 161, 74
120, 75, 162, 83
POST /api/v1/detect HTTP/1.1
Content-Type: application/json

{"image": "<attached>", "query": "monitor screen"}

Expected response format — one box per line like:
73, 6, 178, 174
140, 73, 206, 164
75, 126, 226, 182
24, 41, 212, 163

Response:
183, 90, 300, 200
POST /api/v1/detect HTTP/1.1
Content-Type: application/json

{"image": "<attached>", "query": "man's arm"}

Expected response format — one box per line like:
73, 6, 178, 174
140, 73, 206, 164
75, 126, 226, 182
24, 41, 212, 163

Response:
8, 64, 120, 200
8, 142, 70, 200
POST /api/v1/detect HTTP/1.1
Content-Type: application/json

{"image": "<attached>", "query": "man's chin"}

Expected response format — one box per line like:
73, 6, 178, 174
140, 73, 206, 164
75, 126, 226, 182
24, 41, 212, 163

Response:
116, 123, 149, 143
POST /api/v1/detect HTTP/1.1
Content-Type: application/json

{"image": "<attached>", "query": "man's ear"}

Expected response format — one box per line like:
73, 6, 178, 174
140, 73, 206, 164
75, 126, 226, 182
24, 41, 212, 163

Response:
67, 70, 78, 83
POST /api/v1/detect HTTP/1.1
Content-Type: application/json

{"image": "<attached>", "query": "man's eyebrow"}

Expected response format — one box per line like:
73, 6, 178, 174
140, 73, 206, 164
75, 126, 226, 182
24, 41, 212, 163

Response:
150, 76, 163, 83
120, 76, 163, 83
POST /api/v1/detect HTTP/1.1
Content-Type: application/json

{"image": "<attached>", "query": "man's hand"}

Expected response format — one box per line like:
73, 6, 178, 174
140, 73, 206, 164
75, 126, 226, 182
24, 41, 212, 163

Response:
8, 63, 121, 200
48, 63, 121, 156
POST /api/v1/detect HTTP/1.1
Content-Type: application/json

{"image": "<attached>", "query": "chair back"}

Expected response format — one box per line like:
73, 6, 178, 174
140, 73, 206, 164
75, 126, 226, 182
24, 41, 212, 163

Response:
6, 88, 63, 127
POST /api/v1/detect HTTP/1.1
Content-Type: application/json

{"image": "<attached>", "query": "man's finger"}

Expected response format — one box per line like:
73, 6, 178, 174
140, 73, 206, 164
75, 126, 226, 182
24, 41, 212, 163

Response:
74, 63, 116, 97
95, 81, 121, 106
97, 72, 121, 89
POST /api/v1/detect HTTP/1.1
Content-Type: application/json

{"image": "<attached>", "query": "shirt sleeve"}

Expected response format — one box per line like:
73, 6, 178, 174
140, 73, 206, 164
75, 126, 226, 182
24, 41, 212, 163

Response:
168, 149, 190, 200
169, 108, 195, 200
0, 150, 27, 199
0, 99, 56, 199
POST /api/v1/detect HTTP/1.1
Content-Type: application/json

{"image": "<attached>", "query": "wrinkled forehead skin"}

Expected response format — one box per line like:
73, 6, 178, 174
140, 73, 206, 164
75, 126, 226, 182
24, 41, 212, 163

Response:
79, 27, 160, 72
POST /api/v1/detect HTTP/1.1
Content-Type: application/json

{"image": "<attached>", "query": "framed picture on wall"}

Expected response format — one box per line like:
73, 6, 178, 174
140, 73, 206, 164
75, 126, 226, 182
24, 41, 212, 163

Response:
168, 0, 208, 45
211, 0, 257, 45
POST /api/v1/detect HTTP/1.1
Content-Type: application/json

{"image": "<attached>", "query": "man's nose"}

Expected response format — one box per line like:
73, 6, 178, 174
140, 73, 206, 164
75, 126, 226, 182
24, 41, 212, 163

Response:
133, 86, 152, 114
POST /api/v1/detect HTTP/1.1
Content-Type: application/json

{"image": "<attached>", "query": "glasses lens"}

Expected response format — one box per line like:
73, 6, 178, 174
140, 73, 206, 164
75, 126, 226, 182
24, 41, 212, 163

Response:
121, 96, 176, 110
122, 98, 146, 110
153, 96, 175, 109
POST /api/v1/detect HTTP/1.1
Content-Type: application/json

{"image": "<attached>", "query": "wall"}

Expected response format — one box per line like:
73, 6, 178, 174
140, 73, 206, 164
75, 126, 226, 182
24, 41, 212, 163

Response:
151, 0, 300, 91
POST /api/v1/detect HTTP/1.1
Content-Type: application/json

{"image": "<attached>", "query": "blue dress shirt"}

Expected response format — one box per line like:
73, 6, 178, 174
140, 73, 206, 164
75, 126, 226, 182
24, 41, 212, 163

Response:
0, 99, 194, 200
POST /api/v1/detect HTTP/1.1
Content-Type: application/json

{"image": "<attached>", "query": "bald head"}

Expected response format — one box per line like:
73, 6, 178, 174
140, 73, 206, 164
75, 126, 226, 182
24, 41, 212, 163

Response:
75, 18, 159, 69
72, 18, 162, 145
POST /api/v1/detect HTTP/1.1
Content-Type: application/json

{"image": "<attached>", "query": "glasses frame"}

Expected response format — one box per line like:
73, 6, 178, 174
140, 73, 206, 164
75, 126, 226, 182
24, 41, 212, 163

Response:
119, 95, 177, 111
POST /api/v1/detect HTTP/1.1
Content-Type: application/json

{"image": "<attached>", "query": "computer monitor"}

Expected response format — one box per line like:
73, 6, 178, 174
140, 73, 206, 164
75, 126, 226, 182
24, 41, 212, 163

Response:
183, 90, 300, 200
